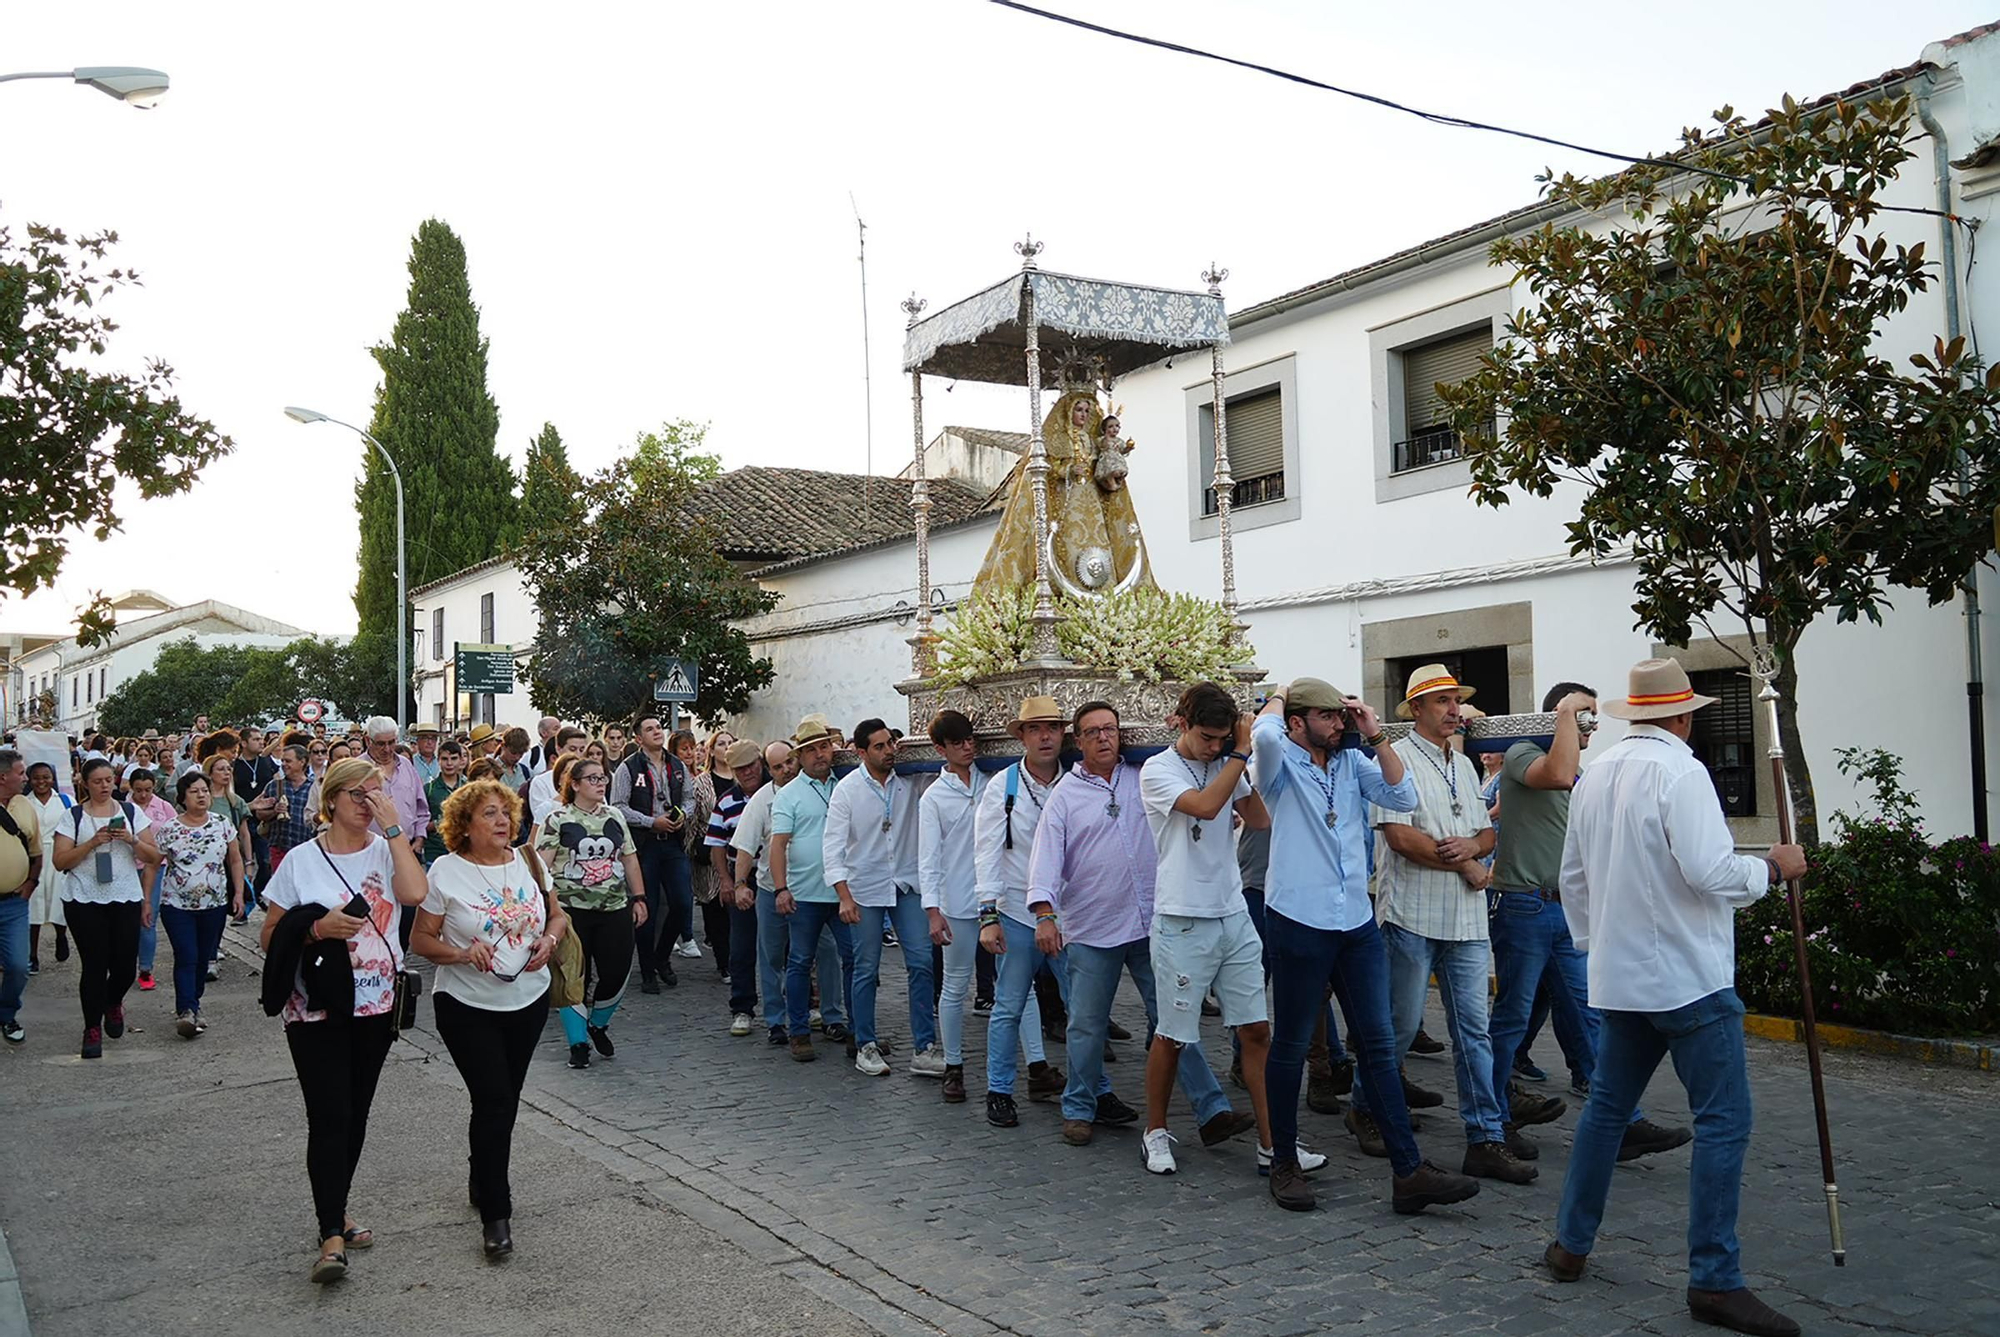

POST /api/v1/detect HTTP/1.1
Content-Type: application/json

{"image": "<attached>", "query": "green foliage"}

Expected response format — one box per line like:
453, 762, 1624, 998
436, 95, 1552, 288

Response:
931, 587, 1251, 688
1442, 94, 2000, 843
0, 216, 231, 645
355, 219, 516, 711
518, 422, 580, 530
514, 421, 776, 724
95, 634, 379, 735
1735, 748, 2000, 1034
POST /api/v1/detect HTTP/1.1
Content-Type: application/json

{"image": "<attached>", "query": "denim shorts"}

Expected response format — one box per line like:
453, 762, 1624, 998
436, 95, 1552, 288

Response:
1151, 908, 1267, 1043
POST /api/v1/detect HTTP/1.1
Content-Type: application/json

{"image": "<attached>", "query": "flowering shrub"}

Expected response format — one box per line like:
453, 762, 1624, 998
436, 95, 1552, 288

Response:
931, 586, 1252, 689
1735, 748, 2000, 1035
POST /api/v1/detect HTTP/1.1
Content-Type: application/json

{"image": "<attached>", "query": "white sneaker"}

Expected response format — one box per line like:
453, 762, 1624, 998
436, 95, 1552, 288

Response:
1141, 1127, 1178, 1175
674, 939, 703, 959
194, 1012, 208, 1035
854, 1041, 890, 1076
910, 1045, 946, 1077
1257, 1140, 1328, 1176
729, 1013, 753, 1037
175, 1011, 198, 1040
809, 1008, 824, 1031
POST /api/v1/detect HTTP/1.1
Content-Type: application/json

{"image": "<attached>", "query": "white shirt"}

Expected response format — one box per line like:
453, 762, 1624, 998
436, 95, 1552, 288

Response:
423, 850, 550, 1011
1559, 723, 1769, 1012
822, 765, 919, 907
918, 767, 987, 919
263, 836, 403, 1024
1140, 749, 1251, 918
526, 770, 560, 828
1371, 733, 1494, 943
61, 801, 152, 905
728, 781, 782, 892
973, 761, 1061, 927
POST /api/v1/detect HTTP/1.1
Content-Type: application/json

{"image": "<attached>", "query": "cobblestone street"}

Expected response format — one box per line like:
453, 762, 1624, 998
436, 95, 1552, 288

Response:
2, 922, 1994, 1337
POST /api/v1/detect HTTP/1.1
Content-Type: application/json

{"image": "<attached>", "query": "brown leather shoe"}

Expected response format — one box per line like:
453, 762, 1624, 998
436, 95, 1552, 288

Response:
1199, 1109, 1258, 1147
1544, 1241, 1586, 1283
1619, 1117, 1693, 1162
1268, 1159, 1315, 1212
1027, 1060, 1065, 1102
1401, 1069, 1445, 1109
1306, 1073, 1344, 1114
1391, 1159, 1481, 1215
789, 1036, 816, 1062
1345, 1106, 1389, 1158
1061, 1119, 1094, 1146
942, 1065, 966, 1103
1502, 1121, 1540, 1161
1686, 1287, 1802, 1337
1463, 1140, 1537, 1184
1509, 1080, 1567, 1126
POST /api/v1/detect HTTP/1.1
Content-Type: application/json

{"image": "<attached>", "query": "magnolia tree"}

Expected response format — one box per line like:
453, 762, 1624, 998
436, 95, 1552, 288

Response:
1444, 94, 2000, 843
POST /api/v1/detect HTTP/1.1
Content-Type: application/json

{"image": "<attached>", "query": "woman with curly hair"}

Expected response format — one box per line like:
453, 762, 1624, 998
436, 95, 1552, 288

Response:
411, 777, 567, 1258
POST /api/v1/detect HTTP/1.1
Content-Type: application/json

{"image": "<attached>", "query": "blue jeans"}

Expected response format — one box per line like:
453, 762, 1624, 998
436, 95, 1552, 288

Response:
1062, 937, 1230, 1126
759, 889, 846, 1032
0, 894, 28, 1025
1267, 910, 1420, 1176
1489, 891, 1643, 1122
939, 915, 979, 1065
160, 904, 226, 1015
784, 900, 855, 1039
136, 866, 166, 972
1558, 988, 1752, 1291
1239, 886, 1345, 1069
1352, 925, 1505, 1144
727, 897, 761, 1017
852, 889, 935, 1052
984, 917, 1051, 1095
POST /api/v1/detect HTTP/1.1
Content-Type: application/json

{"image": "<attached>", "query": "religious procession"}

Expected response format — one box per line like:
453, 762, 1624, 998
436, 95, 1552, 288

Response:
4, 7, 1999, 1337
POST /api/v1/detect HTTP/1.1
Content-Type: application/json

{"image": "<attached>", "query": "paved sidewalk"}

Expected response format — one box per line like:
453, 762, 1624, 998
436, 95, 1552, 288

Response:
0, 936, 881, 1337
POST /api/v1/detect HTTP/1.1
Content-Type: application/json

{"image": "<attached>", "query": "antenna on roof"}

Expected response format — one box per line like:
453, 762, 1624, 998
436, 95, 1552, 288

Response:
851, 191, 874, 520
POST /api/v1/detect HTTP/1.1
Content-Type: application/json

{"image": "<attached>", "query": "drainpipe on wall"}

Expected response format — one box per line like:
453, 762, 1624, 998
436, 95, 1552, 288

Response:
1918, 74, 1990, 843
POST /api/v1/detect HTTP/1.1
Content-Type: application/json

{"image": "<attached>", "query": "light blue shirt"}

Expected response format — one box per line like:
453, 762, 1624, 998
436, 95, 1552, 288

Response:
1249, 713, 1418, 932
769, 773, 838, 903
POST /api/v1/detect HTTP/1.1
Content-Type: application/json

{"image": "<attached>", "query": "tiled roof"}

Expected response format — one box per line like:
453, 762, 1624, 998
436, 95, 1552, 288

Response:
690, 466, 994, 563
947, 426, 1032, 454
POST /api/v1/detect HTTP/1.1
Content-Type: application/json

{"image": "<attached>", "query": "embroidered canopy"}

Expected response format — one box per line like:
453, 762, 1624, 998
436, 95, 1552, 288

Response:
901, 269, 1229, 387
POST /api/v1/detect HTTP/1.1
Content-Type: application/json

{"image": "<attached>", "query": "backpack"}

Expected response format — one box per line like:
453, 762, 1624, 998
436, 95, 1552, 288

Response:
72, 800, 138, 841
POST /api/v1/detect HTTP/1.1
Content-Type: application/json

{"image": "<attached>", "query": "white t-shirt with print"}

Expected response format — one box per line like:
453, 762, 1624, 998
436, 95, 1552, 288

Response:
1140, 750, 1251, 918
423, 851, 549, 1012
61, 802, 153, 905
263, 836, 403, 1024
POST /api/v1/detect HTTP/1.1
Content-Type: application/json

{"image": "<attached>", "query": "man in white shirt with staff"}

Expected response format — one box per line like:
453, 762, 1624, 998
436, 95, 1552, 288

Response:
1545, 658, 1808, 1337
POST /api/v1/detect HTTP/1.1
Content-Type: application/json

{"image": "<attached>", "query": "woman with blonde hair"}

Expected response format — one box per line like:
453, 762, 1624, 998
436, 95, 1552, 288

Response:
412, 777, 566, 1258
259, 755, 430, 1283
536, 753, 643, 1069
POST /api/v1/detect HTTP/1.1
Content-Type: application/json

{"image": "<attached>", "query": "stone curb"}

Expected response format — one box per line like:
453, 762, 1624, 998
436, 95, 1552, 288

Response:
1743, 1012, 1997, 1071
0, 1221, 28, 1337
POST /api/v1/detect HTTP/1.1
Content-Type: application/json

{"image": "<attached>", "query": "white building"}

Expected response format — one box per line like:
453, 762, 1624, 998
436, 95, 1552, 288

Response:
411, 557, 539, 731
733, 25, 2000, 844
10, 591, 305, 734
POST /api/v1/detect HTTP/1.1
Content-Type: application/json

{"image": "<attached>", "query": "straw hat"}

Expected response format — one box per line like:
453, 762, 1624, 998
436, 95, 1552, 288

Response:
1602, 658, 1718, 721
1007, 696, 1066, 739
791, 715, 837, 747
1395, 662, 1476, 720
466, 722, 497, 748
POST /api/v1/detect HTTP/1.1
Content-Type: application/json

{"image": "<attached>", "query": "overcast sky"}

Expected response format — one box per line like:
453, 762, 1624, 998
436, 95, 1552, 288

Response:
3, 0, 1990, 637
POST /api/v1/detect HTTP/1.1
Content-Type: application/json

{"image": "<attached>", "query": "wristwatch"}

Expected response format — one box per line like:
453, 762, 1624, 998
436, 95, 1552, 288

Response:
381, 823, 403, 841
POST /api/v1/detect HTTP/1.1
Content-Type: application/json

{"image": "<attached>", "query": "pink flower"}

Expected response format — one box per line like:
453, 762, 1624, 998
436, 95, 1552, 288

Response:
1763, 934, 1774, 945
1947, 949, 1957, 959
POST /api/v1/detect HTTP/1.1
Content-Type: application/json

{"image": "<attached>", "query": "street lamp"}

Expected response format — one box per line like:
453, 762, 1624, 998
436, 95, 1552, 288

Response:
285, 406, 408, 736
0, 67, 171, 107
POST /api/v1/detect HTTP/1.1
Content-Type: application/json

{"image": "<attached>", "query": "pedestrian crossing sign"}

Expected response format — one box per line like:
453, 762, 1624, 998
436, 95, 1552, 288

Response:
653, 659, 699, 703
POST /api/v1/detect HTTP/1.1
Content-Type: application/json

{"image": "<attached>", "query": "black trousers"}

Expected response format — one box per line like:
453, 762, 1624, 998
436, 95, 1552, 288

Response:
433, 989, 549, 1224
285, 1013, 396, 1240
62, 898, 141, 1030
700, 896, 730, 964
569, 905, 635, 1009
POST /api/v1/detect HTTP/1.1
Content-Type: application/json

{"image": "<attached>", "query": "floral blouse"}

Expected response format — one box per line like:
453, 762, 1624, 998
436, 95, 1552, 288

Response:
156, 813, 236, 911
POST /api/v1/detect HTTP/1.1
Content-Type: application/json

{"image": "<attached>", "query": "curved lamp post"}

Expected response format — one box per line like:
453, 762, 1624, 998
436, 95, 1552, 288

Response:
0, 67, 171, 107
285, 407, 407, 735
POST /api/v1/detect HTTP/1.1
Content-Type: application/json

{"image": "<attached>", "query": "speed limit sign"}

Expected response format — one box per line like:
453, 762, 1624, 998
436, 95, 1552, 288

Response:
298, 699, 326, 724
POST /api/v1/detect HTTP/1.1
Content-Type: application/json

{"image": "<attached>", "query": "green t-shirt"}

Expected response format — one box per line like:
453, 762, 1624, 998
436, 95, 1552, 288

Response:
535, 804, 636, 911
423, 775, 463, 864
1491, 741, 1571, 893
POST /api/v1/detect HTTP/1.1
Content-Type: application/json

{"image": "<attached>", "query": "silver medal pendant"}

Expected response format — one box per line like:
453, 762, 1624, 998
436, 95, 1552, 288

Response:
1451, 801, 1464, 817
1190, 821, 1202, 842
1324, 810, 1338, 829
1106, 801, 1119, 818
880, 819, 892, 834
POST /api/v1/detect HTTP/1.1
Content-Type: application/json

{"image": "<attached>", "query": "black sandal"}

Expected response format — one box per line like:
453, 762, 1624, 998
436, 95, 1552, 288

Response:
310, 1249, 348, 1284
342, 1225, 373, 1249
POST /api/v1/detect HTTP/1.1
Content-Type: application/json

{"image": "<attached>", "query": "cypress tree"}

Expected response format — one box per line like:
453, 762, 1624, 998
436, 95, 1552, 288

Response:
518, 421, 580, 529
354, 219, 515, 707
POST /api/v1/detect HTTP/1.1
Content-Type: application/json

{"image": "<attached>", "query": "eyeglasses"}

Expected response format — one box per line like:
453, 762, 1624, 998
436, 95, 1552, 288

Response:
575, 772, 607, 785
308, 748, 328, 757
1078, 725, 1121, 739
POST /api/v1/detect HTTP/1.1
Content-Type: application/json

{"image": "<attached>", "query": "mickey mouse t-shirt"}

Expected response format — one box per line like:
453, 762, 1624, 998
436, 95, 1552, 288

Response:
262, 836, 402, 1024
535, 804, 634, 912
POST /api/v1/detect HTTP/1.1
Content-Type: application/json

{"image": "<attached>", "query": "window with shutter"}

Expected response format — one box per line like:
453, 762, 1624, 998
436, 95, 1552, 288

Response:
1200, 386, 1286, 515
1394, 327, 1492, 472
431, 607, 445, 661
1687, 669, 1757, 817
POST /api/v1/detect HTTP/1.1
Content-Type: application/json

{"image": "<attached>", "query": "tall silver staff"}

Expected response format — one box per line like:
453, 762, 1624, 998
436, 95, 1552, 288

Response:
1752, 648, 1847, 1267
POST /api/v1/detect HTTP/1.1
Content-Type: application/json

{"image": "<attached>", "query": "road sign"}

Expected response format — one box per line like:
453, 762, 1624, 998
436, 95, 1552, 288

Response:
297, 699, 325, 724
652, 659, 699, 703
456, 643, 516, 695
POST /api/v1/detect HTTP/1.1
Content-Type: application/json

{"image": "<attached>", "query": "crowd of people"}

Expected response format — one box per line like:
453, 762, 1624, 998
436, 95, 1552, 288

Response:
0, 659, 1809, 1336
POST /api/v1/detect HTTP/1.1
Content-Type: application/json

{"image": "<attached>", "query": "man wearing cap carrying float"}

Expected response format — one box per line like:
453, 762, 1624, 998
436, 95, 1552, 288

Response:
768, 715, 857, 1062
972, 697, 1070, 1128
1544, 660, 1808, 1337
1250, 676, 1481, 1216
1346, 665, 1534, 1187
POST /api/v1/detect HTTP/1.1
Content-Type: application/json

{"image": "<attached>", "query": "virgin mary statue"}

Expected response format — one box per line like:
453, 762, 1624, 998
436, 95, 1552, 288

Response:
971, 387, 1153, 598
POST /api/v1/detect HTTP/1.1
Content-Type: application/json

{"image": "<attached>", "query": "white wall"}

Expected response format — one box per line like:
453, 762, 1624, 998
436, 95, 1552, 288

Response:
16, 624, 298, 734
412, 561, 539, 731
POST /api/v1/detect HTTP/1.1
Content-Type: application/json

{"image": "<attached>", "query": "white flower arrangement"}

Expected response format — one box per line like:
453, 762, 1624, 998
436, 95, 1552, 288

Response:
931, 586, 1251, 688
